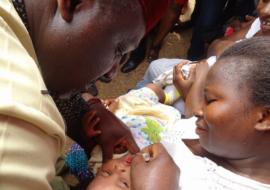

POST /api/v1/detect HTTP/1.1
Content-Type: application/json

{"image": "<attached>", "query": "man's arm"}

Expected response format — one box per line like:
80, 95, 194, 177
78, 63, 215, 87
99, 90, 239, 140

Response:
0, 115, 60, 190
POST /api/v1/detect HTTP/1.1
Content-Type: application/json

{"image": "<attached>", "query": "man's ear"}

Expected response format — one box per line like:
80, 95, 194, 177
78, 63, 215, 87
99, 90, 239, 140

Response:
58, 0, 82, 22
254, 107, 270, 131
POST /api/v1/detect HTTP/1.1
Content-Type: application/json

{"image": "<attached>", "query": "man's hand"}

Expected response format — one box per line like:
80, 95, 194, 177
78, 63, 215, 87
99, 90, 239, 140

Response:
131, 143, 180, 190
82, 111, 101, 138
82, 98, 139, 162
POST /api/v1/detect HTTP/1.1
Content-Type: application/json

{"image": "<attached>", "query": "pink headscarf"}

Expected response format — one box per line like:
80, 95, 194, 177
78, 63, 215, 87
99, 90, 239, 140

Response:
138, 0, 173, 33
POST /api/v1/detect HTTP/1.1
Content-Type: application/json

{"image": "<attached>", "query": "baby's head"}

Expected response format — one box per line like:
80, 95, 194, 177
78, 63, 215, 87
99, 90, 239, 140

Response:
87, 154, 133, 190
195, 36, 270, 159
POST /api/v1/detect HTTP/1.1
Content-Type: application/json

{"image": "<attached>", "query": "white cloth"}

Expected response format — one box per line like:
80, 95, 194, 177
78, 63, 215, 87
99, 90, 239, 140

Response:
162, 139, 270, 190
245, 18, 261, 39
162, 116, 198, 141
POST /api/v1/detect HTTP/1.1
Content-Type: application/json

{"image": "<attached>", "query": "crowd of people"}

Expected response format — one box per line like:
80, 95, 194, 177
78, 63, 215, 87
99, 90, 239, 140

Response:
1, 0, 270, 190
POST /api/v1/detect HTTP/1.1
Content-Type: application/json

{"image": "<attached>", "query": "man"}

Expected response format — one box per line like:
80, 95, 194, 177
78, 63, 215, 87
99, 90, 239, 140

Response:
0, 0, 174, 189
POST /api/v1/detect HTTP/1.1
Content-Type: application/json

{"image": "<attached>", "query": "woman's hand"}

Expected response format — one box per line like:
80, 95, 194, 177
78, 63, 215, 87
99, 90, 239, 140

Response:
131, 143, 180, 190
173, 61, 195, 100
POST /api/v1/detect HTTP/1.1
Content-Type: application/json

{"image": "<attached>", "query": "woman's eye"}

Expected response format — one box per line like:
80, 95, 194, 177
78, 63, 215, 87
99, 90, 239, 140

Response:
205, 96, 216, 104
206, 99, 216, 104
120, 180, 129, 188
101, 170, 111, 177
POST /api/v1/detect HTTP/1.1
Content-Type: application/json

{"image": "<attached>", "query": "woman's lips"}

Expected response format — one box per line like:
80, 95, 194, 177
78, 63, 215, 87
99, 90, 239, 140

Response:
195, 120, 207, 135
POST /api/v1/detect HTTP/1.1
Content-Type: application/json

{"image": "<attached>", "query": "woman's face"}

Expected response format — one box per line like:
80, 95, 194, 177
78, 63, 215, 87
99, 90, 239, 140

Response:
87, 155, 133, 190
257, 0, 270, 35
195, 60, 260, 159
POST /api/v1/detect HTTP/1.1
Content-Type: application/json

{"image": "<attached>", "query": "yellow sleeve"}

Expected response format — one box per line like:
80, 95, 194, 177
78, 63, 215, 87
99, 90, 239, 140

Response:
0, 1, 66, 189
0, 115, 60, 190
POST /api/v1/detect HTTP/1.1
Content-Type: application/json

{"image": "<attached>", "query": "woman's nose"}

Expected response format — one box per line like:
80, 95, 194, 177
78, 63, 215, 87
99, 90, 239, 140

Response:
193, 108, 203, 118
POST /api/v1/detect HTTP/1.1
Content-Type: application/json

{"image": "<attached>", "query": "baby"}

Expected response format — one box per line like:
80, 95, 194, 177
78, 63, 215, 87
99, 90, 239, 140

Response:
86, 154, 133, 190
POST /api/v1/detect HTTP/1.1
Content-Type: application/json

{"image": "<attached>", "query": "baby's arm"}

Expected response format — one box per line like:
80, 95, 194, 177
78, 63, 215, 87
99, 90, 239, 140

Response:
145, 83, 166, 103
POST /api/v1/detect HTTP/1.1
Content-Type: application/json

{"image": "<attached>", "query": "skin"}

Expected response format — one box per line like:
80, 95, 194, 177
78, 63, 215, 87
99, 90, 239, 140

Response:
130, 143, 180, 190
87, 155, 132, 190
183, 60, 209, 118
194, 59, 270, 184
24, 0, 145, 94
148, 1, 184, 61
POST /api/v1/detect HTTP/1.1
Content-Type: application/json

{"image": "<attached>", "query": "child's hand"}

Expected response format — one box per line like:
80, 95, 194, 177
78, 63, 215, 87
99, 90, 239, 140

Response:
173, 61, 195, 100
82, 111, 101, 138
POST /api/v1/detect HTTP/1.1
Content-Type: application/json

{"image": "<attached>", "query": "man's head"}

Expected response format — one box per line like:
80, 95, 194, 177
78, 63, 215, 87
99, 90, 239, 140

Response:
24, 0, 171, 94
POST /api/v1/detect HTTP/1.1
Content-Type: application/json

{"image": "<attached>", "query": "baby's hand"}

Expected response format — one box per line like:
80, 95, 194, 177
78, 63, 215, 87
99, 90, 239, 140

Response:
82, 111, 101, 138
173, 61, 195, 100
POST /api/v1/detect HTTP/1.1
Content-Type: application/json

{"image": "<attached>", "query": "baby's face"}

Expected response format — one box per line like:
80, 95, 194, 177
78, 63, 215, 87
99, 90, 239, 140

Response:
87, 154, 133, 190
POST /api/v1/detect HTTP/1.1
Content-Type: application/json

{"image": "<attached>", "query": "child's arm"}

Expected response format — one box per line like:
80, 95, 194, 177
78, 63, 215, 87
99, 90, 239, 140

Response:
145, 83, 166, 103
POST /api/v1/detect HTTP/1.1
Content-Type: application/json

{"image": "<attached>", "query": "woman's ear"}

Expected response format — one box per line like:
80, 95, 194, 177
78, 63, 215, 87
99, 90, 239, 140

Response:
254, 108, 270, 131
58, 0, 82, 22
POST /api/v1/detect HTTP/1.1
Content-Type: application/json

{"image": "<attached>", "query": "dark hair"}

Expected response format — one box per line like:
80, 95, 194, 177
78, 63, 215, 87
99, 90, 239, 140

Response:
218, 37, 270, 106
